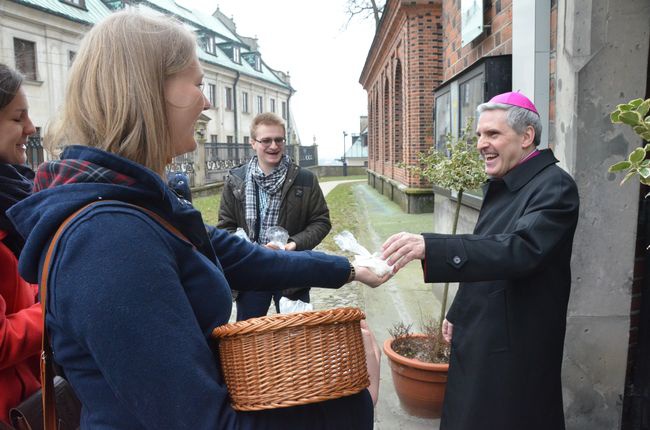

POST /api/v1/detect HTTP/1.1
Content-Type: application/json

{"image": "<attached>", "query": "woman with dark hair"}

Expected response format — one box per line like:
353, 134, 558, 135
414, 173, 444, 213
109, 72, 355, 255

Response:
0, 63, 40, 424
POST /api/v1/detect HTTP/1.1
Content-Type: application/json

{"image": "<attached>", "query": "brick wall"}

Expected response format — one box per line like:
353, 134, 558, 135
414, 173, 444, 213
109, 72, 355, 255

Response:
442, 0, 512, 82
360, 0, 443, 188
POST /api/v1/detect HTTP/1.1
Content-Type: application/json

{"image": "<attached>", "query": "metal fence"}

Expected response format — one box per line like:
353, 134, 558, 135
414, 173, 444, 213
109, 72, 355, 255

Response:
168, 151, 196, 187
204, 143, 255, 183
23, 137, 317, 186
26, 135, 44, 171
168, 142, 320, 185
298, 145, 317, 167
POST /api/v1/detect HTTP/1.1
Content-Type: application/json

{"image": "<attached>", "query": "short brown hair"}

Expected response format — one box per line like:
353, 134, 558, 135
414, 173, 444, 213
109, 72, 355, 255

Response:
250, 112, 285, 140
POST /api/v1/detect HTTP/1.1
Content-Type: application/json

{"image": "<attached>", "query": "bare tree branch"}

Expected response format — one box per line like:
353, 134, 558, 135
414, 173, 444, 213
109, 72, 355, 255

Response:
345, 0, 386, 30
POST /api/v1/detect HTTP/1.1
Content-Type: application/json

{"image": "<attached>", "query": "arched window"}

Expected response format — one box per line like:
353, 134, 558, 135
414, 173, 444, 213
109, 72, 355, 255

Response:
383, 77, 390, 163
374, 89, 380, 162
393, 60, 403, 165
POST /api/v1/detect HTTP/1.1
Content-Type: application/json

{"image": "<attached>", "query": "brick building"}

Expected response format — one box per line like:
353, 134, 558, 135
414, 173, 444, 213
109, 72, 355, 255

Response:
359, 0, 443, 213
361, 0, 650, 428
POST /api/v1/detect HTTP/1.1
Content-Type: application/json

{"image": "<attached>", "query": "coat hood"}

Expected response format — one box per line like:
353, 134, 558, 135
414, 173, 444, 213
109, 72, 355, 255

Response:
8, 145, 214, 283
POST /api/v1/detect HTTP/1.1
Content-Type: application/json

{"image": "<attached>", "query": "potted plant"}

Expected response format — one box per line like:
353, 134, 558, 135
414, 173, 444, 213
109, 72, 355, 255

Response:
385, 120, 486, 418
383, 320, 450, 418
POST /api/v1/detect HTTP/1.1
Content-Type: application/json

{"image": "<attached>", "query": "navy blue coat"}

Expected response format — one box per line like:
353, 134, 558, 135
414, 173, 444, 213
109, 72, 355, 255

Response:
422, 150, 579, 430
8, 146, 371, 429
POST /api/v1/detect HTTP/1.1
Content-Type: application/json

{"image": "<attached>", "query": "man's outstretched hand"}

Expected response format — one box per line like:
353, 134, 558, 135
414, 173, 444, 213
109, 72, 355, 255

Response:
381, 232, 425, 273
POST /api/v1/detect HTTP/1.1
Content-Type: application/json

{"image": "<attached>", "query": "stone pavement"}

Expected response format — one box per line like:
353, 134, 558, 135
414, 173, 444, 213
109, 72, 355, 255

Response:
312, 181, 442, 429
231, 179, 443, 428
317, 178, 365, 197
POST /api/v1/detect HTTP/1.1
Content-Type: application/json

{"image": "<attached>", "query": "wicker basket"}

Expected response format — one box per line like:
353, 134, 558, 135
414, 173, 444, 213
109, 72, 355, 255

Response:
211, 307, 370, 411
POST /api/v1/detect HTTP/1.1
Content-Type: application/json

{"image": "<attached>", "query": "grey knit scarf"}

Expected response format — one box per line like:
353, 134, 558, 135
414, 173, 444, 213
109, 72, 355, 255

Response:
244, 155, 290, 244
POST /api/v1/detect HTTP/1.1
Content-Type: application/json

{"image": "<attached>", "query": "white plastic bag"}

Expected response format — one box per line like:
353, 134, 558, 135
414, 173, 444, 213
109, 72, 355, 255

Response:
333, 231, 393, 277
279, 297, 313, 314
234, 227, 251, 242
267, 226, 289, 248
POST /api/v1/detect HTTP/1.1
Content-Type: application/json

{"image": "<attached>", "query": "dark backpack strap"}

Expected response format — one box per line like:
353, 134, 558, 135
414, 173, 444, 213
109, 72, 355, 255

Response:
293, 167, 312, 187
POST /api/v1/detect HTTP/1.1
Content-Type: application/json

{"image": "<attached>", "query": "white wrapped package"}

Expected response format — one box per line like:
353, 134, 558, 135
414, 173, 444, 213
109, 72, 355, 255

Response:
234, 227, 251, 242
352, 254, 393, 277
279, 297, 313, 313
334, 231, 393, 277
267, 226, 289, 248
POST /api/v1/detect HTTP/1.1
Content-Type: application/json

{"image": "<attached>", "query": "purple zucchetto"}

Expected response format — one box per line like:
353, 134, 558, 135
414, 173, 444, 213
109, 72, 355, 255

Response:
488, 91, 539, 115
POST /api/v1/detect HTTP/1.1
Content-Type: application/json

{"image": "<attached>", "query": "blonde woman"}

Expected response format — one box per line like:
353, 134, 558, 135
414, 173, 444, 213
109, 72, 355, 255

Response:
7, 11, 386, 429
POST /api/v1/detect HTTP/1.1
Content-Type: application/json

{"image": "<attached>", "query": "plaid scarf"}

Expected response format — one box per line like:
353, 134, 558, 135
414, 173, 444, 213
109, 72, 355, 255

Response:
0, 163, 34, 258
244, 155, 289, 244
34, 159, 136, 192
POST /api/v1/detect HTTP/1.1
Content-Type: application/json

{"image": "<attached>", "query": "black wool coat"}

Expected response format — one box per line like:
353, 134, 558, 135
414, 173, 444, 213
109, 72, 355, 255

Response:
422, 150, 579, 430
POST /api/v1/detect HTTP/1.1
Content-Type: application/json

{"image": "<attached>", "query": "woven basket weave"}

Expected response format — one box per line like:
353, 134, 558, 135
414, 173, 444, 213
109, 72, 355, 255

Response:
211, 307, 370, 411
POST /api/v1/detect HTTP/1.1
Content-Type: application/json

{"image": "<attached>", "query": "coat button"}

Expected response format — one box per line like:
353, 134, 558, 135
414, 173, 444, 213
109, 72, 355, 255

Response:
453, 256, 461, 264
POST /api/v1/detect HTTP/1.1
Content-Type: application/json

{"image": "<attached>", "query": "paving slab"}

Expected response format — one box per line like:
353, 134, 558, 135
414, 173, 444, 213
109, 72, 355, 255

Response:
231, 180, 446, 428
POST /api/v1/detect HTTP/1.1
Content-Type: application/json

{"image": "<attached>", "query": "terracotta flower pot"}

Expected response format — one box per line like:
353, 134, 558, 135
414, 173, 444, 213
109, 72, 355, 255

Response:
383, 335, 449, 419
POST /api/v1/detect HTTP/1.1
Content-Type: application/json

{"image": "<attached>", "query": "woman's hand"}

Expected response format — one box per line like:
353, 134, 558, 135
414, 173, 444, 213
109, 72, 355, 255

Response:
352, 265, 392, 288
360, 320, 381, 406
442, 319, 453, 343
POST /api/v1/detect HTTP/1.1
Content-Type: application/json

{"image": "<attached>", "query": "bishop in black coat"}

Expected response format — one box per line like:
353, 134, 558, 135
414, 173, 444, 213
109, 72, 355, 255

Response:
382, 92, 580, 430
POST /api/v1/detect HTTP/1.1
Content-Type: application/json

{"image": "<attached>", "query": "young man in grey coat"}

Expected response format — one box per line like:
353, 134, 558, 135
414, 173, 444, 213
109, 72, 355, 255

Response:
218, 113, 331, 320
382, 92, 580, 430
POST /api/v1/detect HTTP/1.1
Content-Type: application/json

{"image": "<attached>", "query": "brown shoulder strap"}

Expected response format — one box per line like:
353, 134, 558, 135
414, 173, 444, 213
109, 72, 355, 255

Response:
40, 201, 192, 430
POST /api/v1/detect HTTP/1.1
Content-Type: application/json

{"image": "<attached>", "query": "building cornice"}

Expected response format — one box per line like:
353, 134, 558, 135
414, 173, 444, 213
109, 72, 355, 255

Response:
359, 0, 441, 88
6, 0, 97, 26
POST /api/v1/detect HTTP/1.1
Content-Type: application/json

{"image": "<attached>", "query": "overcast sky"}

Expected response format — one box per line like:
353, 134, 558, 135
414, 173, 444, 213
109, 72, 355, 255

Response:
177, 0, 376, 163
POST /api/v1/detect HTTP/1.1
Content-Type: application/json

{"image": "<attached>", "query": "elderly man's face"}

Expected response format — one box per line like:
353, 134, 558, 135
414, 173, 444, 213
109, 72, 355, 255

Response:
476, 109, 535, 178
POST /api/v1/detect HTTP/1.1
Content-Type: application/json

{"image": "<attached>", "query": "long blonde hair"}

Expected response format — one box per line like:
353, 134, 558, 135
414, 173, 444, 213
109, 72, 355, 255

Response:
46, 11, 197, 175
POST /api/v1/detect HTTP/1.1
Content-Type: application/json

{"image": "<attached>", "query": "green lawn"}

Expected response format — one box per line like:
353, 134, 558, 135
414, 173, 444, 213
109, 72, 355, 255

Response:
192, 181, 364, 251
318, 182, 366, 253
193, 193, 221, 226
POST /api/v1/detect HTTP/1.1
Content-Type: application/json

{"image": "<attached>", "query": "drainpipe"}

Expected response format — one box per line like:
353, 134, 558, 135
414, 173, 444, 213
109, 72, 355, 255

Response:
233, 71, 240, 159
233, 71, 240, 141
287, 89, 295, 161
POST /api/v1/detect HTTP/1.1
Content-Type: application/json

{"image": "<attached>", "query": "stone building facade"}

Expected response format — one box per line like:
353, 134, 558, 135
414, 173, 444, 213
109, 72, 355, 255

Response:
0, 0, 303, 186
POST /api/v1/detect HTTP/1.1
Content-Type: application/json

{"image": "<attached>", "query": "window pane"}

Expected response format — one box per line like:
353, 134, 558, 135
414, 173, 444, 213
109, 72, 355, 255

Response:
242, 92, 249, 113
14, 38, 36, 80
68, 51, 76, 68
207, 83, 216, 107
459, 74, 483, 133
225, 87, 233, 110
435, 92, 451, 152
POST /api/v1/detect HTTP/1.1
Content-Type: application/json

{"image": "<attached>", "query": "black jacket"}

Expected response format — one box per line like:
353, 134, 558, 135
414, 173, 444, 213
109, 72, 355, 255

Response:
218, 162, 331, 251
422, 150, 579, 430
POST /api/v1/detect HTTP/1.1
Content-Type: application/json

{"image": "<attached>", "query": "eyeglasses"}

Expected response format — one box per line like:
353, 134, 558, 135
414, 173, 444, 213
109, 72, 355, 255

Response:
254, 137, 286, 146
